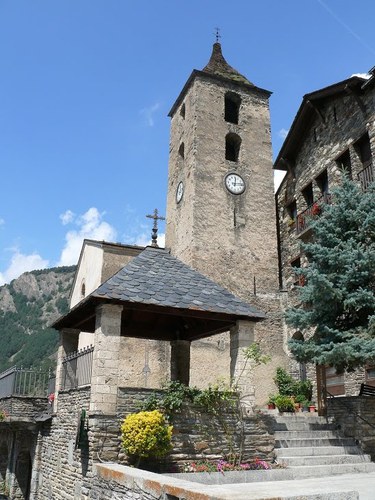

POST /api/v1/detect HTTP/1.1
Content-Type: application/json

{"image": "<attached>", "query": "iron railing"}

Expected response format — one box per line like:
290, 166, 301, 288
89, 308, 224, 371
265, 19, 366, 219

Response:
358, 163, 374, 191
296, 193, 332, 234
61, 345, 94, 390
325, 388, 375, 432
0, 366, 52, 398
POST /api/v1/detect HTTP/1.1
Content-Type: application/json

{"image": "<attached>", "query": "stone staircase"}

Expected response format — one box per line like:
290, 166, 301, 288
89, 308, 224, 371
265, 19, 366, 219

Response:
273, 412, 375, 478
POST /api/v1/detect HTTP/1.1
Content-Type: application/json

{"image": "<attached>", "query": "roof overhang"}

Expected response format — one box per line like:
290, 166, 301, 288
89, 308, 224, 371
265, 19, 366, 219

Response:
53, 295, 264, 342
274, 76, 367, 171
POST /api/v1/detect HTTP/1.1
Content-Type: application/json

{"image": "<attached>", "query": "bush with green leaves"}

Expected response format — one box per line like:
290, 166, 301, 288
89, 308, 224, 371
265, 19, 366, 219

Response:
121, 410, 173, 466
274, 395, 295, 412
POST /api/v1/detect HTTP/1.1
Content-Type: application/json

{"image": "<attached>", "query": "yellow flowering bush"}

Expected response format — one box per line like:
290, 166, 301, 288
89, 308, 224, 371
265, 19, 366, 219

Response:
121, 410, 173, 464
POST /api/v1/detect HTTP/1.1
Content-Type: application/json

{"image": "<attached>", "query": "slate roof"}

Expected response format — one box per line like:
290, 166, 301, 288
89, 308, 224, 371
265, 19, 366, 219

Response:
92, 246, 265, 320
202, 42, 254, 87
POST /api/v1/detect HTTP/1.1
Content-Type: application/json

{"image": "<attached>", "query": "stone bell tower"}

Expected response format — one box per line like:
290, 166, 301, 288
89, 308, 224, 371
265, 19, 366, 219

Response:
165, 43, 285, 403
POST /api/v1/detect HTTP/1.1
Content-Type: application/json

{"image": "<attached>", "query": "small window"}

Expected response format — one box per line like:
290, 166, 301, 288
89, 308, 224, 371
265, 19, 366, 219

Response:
302, 183, 314, 207
286, 201, 297, 222
178, 143, 185, 159
355, 132, 372, 168
224, 92, 241, 124
325, 366, 345, 396
336, 150, 352, 179
225, 133, 241, 162
180, 103, 185, 118
316, 169, 329, 194
291, 257, 305, 286
81, 281, 86, 298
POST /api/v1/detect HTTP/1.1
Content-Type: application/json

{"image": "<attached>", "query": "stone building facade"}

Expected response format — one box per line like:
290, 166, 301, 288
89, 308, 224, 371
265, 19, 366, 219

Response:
274, 68, 375, 395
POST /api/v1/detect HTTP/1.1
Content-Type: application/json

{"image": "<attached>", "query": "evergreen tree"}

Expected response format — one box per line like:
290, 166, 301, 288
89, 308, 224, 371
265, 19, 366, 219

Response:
286, 178, 375, 372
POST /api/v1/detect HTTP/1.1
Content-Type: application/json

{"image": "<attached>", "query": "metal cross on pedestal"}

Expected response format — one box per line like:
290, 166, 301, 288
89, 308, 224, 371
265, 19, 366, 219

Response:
146, 208, 165, 247
214, 27, 221, 43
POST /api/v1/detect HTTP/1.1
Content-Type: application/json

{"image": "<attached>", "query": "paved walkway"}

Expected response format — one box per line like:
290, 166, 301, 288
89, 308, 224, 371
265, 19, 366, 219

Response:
206, 472, 375, 499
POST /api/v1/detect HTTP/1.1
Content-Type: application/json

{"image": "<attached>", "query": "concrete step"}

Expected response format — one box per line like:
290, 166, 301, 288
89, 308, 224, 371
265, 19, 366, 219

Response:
275, 430, 339, 439
275, 437, 356, 448
272, 420, 336, 431
275, 446, 364, 457
278, 454, 372, 466
287, 462, 375, 478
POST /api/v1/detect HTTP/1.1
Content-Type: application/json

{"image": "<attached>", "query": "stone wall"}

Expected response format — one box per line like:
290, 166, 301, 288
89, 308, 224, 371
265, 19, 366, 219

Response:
327, 396, 375, 459
36, 387, 92, 500
117, 387, 275, 465
0, 396, 47, 420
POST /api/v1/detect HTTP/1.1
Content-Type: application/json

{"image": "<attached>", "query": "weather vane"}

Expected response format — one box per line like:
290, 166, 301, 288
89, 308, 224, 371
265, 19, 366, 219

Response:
146, 208, 165, 247
214, 27, 221, 43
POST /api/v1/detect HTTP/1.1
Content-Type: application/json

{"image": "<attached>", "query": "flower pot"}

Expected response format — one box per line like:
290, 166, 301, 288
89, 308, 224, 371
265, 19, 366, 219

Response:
267, 403, 275, 410
308, 405, 316, 413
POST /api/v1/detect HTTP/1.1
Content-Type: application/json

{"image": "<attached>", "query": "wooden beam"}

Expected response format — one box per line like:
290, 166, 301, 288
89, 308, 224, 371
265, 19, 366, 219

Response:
306, 100, 325, 124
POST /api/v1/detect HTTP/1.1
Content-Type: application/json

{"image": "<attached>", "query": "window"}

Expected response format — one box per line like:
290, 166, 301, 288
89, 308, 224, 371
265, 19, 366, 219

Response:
286, 201, 297, 222
178, 142, 185, 159
336, 150, 352, 179
225, 133, 241, 162
291, 257, 305, 286
366, 365, 375, 387
81, 281, 86, 298
325, 366, 345, 396
355, 133, 374, 190
224, 92, 241, 124
302, 183, 314, 207
180, 103, 185, 118
316, 169, 329, 195
355, 133, 372, 169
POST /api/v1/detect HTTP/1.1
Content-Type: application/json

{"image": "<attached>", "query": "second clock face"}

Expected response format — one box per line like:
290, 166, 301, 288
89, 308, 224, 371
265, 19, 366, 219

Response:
225, 173, 246, 195
176, 181, 184, 203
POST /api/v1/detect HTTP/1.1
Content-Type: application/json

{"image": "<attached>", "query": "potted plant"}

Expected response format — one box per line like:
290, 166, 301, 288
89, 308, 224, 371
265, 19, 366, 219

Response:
274, 395, 295, 413
267, 394, 277, 409
308, 402, 316, 413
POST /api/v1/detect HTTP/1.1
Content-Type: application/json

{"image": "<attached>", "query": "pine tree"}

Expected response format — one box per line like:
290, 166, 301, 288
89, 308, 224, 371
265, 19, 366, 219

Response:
286, 178, 375, 372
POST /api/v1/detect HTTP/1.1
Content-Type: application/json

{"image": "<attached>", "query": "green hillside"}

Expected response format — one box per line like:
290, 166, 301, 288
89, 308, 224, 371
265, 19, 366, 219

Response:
0, 266, 76, 373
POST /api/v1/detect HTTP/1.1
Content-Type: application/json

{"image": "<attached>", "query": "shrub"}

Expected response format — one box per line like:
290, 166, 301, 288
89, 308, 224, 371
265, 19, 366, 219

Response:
274, 395, 295, 412
121, 410, 173, 466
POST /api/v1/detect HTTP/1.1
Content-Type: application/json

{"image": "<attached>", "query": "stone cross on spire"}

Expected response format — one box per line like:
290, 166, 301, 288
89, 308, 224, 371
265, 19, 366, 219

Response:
146, 208, 165, 247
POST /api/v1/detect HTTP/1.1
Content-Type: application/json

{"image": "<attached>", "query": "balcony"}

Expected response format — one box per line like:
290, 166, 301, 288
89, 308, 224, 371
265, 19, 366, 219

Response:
60, 345, 94, 391
296, 193, 332, 235
358, 162, 374, 191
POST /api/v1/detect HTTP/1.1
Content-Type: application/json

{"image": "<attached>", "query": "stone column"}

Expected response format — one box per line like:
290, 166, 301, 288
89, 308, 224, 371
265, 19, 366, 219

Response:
54, 328, 79, 410
170, 340, 191, 386
90, 304, 123, 415
230, 320, 255, 414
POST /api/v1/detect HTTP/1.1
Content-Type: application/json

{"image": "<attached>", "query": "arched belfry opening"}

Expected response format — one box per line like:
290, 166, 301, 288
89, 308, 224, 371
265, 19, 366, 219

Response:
225, 132, 241, 162
225, 92, 241, 124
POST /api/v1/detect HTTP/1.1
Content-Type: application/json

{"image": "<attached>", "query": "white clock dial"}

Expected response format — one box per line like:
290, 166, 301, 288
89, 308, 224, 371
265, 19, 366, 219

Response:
176, 181, 184, 203
225, 173, 246, 195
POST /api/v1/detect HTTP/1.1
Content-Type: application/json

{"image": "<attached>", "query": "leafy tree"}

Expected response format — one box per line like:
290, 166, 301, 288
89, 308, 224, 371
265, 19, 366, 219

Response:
286, 179, 375, 372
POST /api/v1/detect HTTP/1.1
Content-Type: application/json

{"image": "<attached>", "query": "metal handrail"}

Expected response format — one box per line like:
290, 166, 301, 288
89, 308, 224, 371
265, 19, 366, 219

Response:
325, 388, 375, 431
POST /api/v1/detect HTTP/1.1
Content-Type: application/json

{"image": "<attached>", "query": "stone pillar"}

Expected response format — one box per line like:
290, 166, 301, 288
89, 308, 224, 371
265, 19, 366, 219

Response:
170, 340, 191, 386
230, 320, 255, 414
54, 328, 79, 410
90, 304, 123, 415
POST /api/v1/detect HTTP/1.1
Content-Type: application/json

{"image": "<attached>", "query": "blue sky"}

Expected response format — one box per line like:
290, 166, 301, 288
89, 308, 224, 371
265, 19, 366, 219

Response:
1, 0, 374, 284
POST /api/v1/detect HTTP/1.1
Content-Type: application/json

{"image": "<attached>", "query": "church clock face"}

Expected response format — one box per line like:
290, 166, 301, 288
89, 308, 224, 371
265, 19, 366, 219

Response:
225, 173, 246, 195
176, 181, 184, 203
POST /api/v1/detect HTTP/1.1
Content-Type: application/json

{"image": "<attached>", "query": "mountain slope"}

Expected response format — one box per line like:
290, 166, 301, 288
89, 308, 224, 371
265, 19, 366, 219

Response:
0, 266, 76, 372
